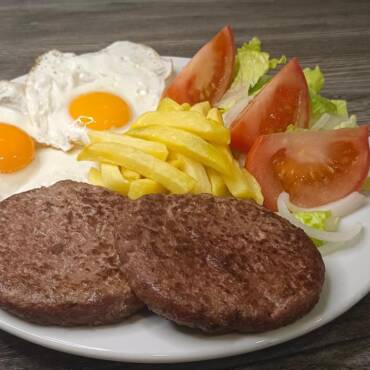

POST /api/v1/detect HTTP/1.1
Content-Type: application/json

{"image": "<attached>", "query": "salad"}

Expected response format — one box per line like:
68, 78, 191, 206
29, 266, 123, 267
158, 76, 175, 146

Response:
161, 26, 370, 247
81, 26, 370, 249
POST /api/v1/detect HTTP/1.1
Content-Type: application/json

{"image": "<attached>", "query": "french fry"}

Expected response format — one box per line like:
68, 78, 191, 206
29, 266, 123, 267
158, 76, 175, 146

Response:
128, 179, 165, 200
156, 98, 191, 112
127, 126, 231, 175
206, 167, 228, 196
168, 158, 184, 169
131, 111, 230, 145
242, 168, 264, 204
170, 153, 212, 194
157, 97, 183, 112
218, 146, 263, 204
190, 101, 211, 116
100, 163, 130, 195
224, 161, 264, 204
82, 99, 263, 202
207, 107, 224, 125
88, 130, 168, 161
181, 103, 191, 111
78, 142, 195, 194
88, 167, 105, 187
120, 167, 141, 181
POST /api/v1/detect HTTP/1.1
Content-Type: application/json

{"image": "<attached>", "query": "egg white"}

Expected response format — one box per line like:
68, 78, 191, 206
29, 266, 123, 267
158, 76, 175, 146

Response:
0, 81, 91, 200
0, 147, 92, 201
0, 41, 172, 200
0, 81, 34, 136
0, 110, 90, 201
25, 41, 172, 151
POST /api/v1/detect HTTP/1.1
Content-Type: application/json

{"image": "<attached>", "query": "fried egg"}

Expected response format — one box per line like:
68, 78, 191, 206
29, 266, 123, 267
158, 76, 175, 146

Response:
25, 41, 172, 150
0, 122, 35, 173
0, 146, 91, 201
0, 41, 171, 199
0, 81, 35, 174
0, 80, 91, 199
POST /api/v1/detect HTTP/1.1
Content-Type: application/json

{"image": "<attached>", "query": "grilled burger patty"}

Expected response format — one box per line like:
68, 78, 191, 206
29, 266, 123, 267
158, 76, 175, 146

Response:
0, 180, 143, 326
119, 194, 325, 333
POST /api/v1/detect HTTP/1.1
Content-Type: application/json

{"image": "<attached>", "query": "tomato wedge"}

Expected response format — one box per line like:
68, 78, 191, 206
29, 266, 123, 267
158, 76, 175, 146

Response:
163, 26, 235, 105
230, 58, 310, 152
246, 126, 370, 211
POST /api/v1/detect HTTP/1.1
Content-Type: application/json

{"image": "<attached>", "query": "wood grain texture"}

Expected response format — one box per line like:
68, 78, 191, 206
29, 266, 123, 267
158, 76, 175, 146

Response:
0, 0, 369, 369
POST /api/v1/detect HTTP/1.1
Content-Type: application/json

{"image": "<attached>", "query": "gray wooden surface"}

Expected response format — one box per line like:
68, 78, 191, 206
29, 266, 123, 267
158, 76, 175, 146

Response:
0, 0, 369, 369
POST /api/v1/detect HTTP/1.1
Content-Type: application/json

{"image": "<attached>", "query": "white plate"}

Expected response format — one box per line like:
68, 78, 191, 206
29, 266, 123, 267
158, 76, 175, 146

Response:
0, 57, 369, 363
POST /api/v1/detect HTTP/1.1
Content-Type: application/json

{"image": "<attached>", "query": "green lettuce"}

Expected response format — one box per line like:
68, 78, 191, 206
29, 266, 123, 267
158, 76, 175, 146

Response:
293, 210, 337, 247
233, 37, 286, 89
331, 100, 348, 117
304, 66, 324, 93
287, 114, 357, 132
362, 176, 370, 192
286, 66, 356, 132
249, 75, 271, 95
310, 113, 358, 131
218, 37, 286, 111
285, 124, 306, 133
310, 93, 342, 119
303, 66, 348, 121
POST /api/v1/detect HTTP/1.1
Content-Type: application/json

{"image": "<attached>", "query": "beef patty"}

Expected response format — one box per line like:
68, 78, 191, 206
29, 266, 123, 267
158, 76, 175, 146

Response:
0, 180, 143, 326
119, 194, 325, 333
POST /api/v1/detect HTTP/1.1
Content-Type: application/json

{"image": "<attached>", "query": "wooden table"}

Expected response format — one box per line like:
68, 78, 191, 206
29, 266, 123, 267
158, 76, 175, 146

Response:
0, 1, 369, 369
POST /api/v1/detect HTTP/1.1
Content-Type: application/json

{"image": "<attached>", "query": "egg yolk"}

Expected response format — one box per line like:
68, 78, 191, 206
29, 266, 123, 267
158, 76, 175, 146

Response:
0, 123, 35, 173
69, 92, 131, 131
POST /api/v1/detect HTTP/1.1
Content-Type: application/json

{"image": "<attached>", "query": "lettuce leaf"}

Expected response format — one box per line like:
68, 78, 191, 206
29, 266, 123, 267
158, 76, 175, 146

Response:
362, 176, 370, 192
310, 113, 357, 131
293, 210, 337, 246
218, 37, 285, 111
304, 66, 348, 122
286, 67, 353, 131
331, 99, 348, 117
310, 93, 339, 119
232, 37, 268, 88
285, 124, 306, 133
233, 37, 286, 88
304, 66, 324, 93
249, 75, 271, 96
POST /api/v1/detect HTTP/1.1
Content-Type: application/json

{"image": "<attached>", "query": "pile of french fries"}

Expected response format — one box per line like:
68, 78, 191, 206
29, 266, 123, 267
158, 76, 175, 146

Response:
78, 98, 263, 204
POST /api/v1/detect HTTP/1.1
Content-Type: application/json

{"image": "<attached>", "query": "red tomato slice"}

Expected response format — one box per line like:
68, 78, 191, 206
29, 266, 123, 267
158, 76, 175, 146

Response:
231, 58, 310, 152
246, 126, 370, 211
163, 26, 235, 105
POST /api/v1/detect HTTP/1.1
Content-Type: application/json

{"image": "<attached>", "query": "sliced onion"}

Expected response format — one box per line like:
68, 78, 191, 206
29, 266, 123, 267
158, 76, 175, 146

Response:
222, 95, 251, 128
277, 192, 362, 243
310, 113, 357, 131
311, 113, 331, 130
283, 191, 367, 217
324, 216, 340, 232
